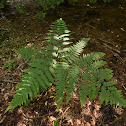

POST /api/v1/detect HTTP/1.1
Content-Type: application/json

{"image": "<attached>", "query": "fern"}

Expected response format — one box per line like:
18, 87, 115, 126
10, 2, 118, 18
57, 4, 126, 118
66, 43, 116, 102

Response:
5, 19, 126, 113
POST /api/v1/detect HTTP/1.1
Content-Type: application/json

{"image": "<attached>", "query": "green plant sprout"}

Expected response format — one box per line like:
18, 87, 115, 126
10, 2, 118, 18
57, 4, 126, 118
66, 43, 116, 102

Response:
2, 58, 17, 70
16, 4, 25, 13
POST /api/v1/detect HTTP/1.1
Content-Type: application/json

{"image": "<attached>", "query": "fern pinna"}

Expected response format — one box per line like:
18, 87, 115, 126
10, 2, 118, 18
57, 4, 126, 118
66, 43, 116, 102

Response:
5, 19, 126, 113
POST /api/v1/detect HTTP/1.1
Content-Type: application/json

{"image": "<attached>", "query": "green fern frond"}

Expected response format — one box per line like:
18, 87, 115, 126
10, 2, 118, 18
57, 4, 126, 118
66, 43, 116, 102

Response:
66, 65, 80, 102
76, 52, 105, 68
65, 38, 90, 63
44, 19, 72, 59
15, 45, 40, 61
80, 78, 89, 107
54, 62, 69, 108
76, 52, 119, 106
100, 83, 126, 107
5, 19, 126, 114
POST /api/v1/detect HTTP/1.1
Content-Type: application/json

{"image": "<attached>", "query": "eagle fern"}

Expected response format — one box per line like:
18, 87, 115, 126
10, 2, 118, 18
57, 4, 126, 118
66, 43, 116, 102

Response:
5, 19, 126, 113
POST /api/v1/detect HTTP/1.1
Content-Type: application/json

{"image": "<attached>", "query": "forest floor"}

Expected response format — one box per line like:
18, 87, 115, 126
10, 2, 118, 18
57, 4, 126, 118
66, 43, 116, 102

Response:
0, 1, 126, 126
